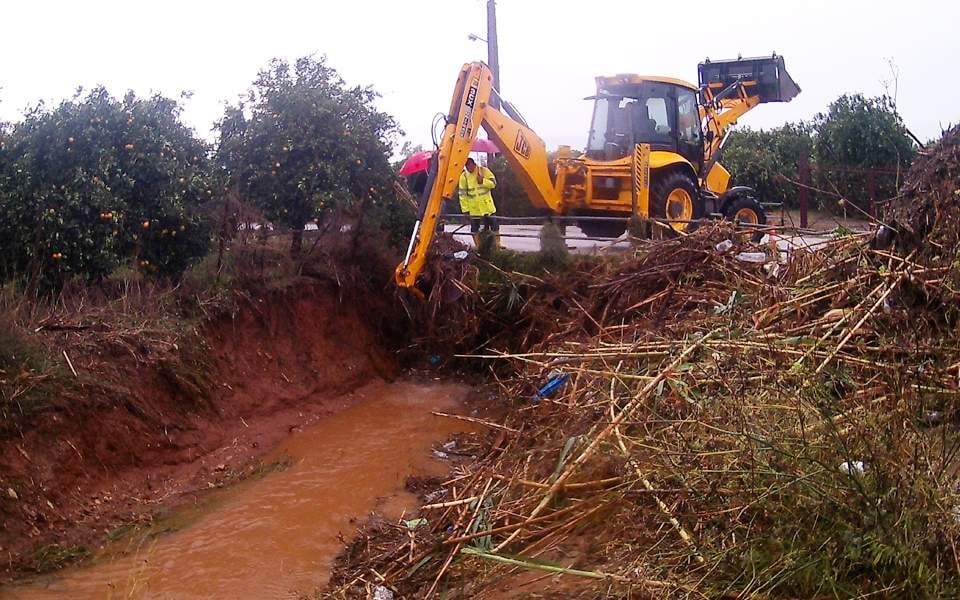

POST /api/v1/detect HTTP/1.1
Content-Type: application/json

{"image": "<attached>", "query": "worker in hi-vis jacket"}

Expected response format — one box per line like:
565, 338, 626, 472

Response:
458, 157, 500, 249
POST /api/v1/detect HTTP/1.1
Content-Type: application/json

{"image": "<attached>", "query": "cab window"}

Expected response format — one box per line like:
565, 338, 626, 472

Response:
586, 97, 610, 153
677, 89, 701, 146
645, 97, 671, 136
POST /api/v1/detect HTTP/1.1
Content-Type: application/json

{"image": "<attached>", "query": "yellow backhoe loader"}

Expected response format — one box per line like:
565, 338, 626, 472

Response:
396, 55, 800, 288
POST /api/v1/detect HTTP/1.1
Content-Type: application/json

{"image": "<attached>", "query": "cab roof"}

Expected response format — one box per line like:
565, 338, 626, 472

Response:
596, 74, 699, 92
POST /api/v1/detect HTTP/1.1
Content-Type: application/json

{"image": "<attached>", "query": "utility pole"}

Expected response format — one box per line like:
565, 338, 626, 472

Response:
486, 0, 500, 109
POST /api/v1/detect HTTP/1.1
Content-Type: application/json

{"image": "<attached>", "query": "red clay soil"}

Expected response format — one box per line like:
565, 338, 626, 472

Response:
0, 283, 396, 581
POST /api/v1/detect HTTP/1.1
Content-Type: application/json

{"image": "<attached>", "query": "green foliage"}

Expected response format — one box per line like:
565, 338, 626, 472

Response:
217, 56, 409, 247
813, 94, 916, 169
0, 88, 212, 286
810, 94, 916, 211
722, 95, 918, 211
721, 123, 813, 207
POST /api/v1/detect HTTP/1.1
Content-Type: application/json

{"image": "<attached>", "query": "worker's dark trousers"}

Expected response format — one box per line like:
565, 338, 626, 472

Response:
469, 215, 499, 233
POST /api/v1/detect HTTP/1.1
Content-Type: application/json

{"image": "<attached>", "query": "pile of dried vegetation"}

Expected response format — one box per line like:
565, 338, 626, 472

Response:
329, 129, 960, 598
889, 125, 960, 250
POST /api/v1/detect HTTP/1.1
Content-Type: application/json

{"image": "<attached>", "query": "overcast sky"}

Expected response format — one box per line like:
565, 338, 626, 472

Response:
1, 0, 956, 151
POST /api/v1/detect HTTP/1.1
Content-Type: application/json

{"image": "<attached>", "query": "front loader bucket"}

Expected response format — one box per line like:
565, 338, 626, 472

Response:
698, 54, 800, 103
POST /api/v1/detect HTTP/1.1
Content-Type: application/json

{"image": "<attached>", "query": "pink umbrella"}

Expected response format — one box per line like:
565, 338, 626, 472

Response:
397, 139, 501, 176
470, 137, 500, 153
398, 150, 434, 176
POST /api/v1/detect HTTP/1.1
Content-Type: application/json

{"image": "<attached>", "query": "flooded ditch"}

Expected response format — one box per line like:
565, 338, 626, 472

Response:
4, 380, 472, 599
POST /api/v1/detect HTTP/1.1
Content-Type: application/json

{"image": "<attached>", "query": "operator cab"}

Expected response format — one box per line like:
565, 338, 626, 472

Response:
585, 75, 702, 169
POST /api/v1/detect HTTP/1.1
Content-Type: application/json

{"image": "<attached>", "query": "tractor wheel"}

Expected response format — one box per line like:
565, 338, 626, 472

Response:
723, 196, 767, 242
577, 218, 627, 239
650, 171, 704, 235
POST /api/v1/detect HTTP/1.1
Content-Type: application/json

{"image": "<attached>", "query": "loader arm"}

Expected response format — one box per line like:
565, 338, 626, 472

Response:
395, 62, 560, 289
700, 86, 760, 167
698, 54, 801, 172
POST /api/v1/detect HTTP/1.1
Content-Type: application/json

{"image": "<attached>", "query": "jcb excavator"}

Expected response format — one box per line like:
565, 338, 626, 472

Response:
396, 55, 800, 288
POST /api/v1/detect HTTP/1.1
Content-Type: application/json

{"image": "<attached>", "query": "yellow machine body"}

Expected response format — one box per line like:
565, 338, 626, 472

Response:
396, 56, 800, 288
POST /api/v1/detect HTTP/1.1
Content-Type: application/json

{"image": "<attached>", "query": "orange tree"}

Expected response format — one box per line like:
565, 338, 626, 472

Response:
0, 88, 212, 285
216, 56, 405, 253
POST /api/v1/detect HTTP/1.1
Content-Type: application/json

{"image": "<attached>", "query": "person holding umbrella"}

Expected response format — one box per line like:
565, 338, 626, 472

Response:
459, 157, 500, 249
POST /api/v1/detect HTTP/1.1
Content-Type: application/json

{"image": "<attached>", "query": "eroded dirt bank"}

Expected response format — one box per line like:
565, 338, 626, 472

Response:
0, 282, 397, 581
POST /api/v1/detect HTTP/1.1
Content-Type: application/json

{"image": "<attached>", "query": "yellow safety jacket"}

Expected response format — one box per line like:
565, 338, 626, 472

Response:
458, 167, 497, 216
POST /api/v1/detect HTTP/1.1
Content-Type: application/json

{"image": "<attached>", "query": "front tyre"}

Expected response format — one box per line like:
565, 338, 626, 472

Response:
650, 171, 704, 234
723, 196, 767, 242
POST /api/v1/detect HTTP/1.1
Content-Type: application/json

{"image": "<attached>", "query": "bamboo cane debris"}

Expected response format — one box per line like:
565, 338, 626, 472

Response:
330, 127, 960, 598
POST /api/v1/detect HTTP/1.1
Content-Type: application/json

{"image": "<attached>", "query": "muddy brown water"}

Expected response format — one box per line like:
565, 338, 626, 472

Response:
5, 381, 471, 599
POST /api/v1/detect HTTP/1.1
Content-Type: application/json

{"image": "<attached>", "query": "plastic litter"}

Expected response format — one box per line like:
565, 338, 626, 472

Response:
735, 252, 768, 263
715, 239, 734, 253
373, 586, 395, 600
922, 410, 943, 426
839, 460, 866, 475
453, 250, 469, 260
532, 371, 570, 404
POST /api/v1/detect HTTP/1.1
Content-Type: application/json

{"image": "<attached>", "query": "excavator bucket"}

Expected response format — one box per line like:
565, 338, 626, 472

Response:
698, 54, 800, 103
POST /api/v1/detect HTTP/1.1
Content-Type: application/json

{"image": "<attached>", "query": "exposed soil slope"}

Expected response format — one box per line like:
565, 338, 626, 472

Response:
0, 282, 394, 579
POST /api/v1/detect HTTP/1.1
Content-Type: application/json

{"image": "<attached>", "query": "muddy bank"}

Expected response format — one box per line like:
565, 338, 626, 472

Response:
0, 282, 396, 580
6, 381, 473, 599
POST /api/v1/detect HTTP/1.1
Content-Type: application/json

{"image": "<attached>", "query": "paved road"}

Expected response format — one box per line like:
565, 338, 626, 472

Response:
444, 224, 632, 253
444, 223, 860, 255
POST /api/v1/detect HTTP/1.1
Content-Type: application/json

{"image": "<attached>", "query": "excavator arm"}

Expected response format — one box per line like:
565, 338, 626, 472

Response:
395, 62, 560, 288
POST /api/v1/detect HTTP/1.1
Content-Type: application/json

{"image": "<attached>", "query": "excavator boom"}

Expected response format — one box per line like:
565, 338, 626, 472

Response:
395, 62, 559, 288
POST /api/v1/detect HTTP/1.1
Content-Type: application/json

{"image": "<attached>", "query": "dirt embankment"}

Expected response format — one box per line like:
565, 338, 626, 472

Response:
0, 282, 395, 579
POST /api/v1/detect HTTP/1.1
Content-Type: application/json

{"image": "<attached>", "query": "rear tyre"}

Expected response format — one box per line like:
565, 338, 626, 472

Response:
578, 218, 627, 239
650, 171, 704, 235
723, 196, 767, 242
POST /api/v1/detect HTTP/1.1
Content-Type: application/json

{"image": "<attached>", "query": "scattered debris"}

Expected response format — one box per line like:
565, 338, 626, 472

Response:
838, 460, 867, 475
372, 585, 394, 600
329, 127, 960, 598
